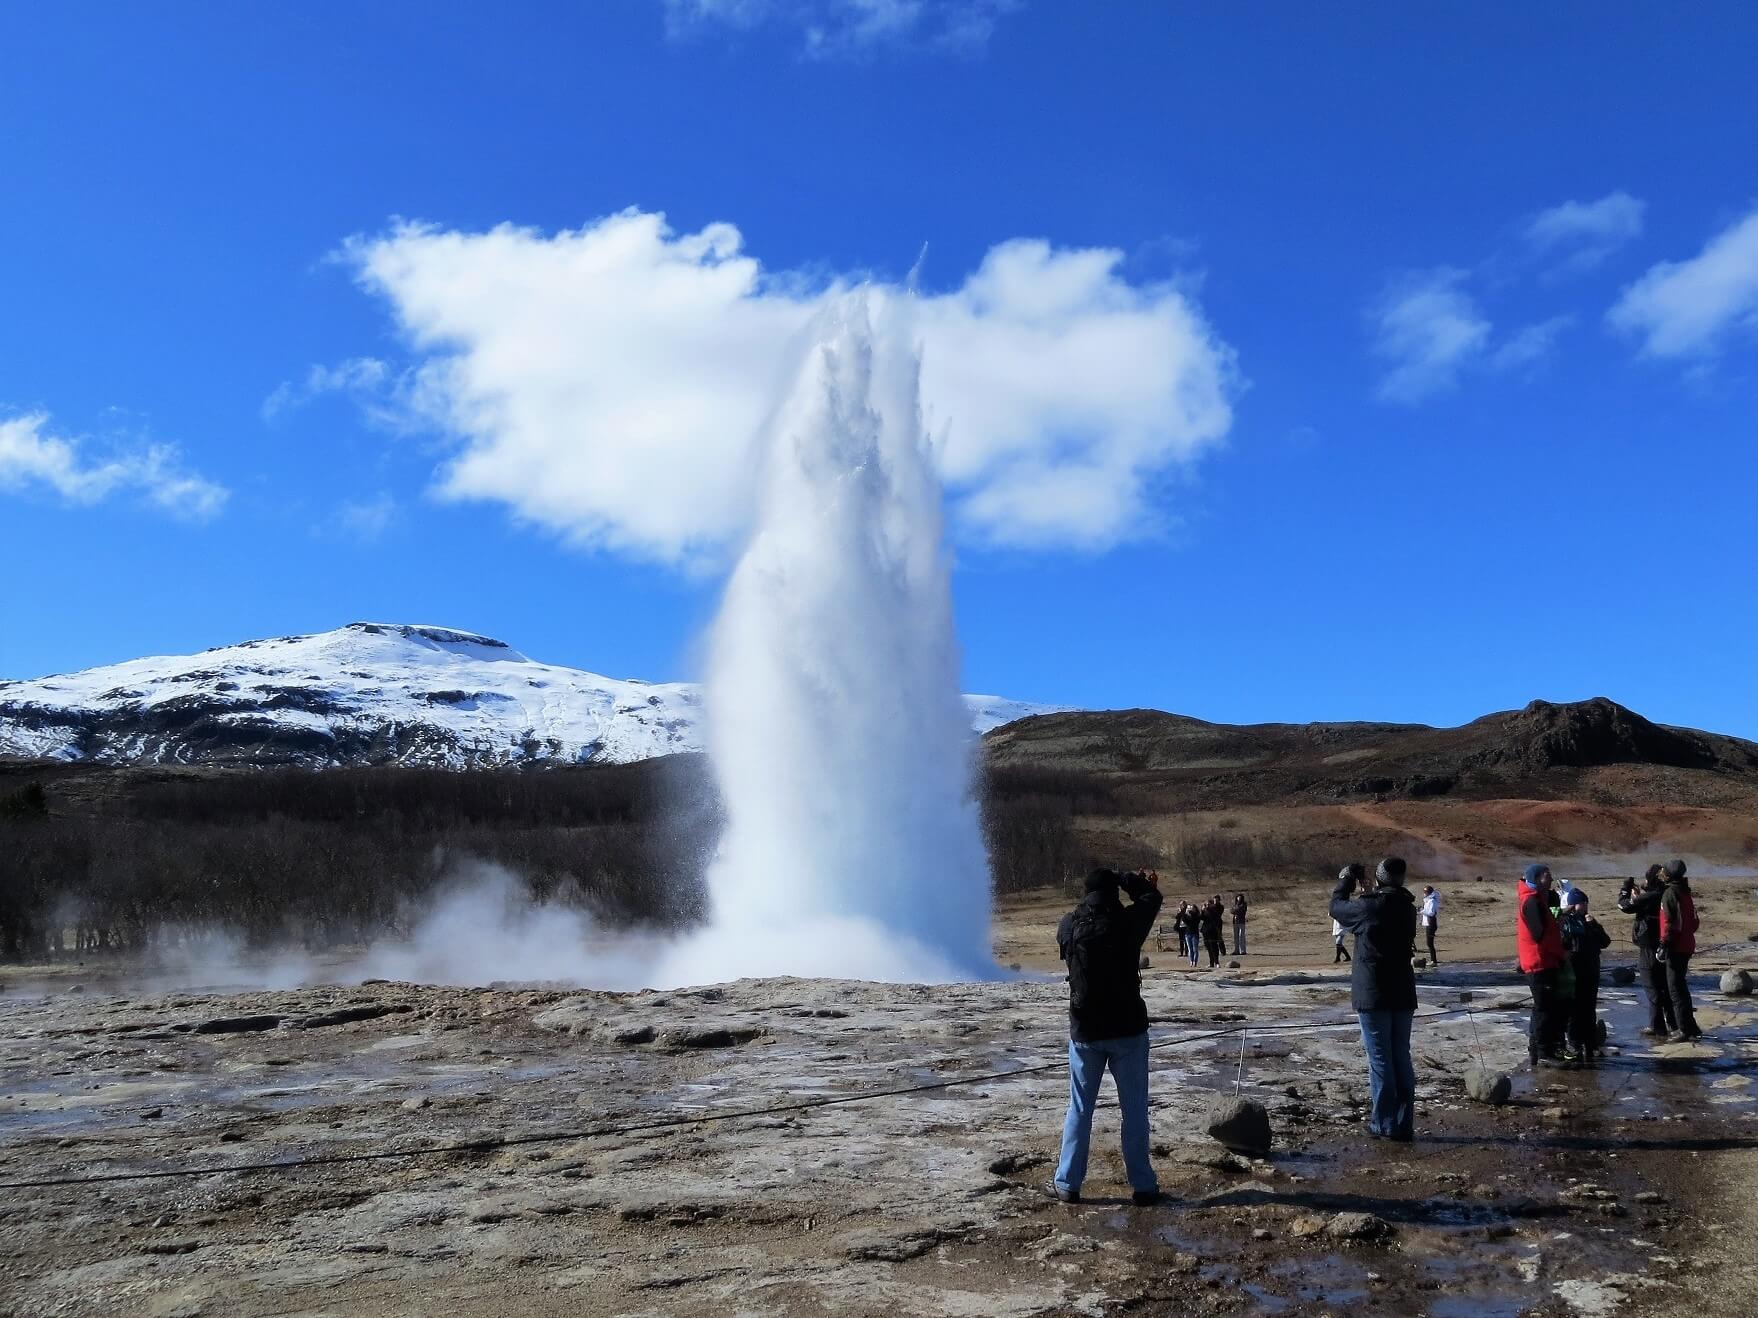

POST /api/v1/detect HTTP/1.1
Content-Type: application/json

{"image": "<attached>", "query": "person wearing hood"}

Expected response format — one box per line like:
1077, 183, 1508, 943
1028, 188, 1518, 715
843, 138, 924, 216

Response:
1517, 863, 1569, 1067
1330, 858, 1420, 1141
1659, 859, 1703, 1041
1560, 889, 1611, 1065
1051, 868, 1164, 1205
1618, 865, 1677, 1038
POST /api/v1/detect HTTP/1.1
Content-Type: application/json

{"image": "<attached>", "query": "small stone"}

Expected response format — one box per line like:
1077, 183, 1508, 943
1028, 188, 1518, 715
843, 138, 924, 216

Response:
1228, 960, 1241, 969
1204, 1096, 1273, 1156
1542, 1105, 1573, 1121
1140, 956, 1151, 970
1609, 966, 1637, 986
1323, 1212, 1393, 1242
401, 1097, 432, 1111
139, 1107, 163, 1121
1634, 1191, 1666, 1205
1252, 1227, 1273, 1241
1289, 1214, 1327, 1238
1464, 1067, 1513, 1106
1719, 970, 1754, 996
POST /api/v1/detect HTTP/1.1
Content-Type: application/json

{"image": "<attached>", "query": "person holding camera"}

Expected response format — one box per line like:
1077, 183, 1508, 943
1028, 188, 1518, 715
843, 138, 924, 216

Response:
1619, 865, 1677, 1038
1658, 859, 1702, 1041
1330, 858, 1420, 1142
1050, 868, 1164, 1206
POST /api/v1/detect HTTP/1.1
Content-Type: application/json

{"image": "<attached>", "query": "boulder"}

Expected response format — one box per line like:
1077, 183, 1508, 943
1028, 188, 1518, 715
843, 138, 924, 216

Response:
1139, 956, 1151, 970
1463, 1067, 1513, 1106
1204, 1095, 1273, 1156
1609, 966, 1636, 986
1720, 969, 1754, 996
1323, 1211, 1393, 1242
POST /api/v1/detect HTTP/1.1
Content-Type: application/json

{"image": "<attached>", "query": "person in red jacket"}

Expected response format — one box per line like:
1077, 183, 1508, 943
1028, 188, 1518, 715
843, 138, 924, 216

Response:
1517, 863, 1569, 1067
1658, 859, 1703, 1041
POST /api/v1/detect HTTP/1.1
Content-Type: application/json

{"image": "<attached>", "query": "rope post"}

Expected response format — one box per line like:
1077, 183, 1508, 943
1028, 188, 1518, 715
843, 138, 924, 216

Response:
1466, 1006, 1487, 1072
1235, 1026, 1248, 1097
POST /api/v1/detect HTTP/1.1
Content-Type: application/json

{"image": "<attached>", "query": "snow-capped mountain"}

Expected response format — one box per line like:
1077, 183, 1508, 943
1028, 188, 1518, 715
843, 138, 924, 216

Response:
0, 623, 1053, 769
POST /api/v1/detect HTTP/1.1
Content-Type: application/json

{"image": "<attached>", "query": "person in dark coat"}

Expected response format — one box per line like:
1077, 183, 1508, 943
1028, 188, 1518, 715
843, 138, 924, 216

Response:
1618, 865, 1676, 1037
1201, 896, 1225, 968
1659, 860, 1702, 1041
1560, 889, 1611, 1065
1051, 868, 1164, 1205
1231, 892, 1249, 956
1330, 857, 1420, 1141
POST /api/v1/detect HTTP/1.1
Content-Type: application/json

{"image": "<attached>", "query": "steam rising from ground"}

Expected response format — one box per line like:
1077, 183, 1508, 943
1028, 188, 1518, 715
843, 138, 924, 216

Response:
657, 293, 994, 983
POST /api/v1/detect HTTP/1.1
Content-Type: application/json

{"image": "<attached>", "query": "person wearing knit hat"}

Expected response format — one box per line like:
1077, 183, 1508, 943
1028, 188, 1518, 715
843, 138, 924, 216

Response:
1619, 865, 1677, 1037
1517, 863, 1569, 1066
1330, 857, 1420, 1141
1052, 866, 1165, 1206
1659, 860, 1702, 1040
1559, 889, 1611, 1065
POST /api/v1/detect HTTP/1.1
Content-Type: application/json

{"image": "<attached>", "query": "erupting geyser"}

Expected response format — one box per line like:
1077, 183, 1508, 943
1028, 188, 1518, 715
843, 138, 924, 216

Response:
665, 292, 994, 983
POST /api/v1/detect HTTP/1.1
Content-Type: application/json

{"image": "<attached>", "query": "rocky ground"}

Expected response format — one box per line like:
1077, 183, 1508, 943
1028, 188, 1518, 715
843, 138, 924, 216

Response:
4, 882, 1758, 1318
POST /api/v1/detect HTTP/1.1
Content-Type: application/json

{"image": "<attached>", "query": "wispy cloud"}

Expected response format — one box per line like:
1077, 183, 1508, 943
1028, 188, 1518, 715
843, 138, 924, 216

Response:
660, 0, 1019, 58
341, 208, 1236, 560
321, 492, 399, 543
1524, 191, 1645, 276
0, 412, 228, 521
1489, 315, 1575, 373
262, 357, 426, 434
1370, 268, 1491, 403
1608, 204, 1758, 359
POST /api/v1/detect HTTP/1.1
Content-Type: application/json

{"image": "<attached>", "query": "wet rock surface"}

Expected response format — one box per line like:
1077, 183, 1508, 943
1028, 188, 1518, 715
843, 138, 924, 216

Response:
2, 963, 1756, 1316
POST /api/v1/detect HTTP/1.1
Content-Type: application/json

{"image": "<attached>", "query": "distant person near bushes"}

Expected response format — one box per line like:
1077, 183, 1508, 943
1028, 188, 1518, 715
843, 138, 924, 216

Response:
1659, 860, 1703, 1041
1330, 858, 1420, 1141
1418, 885, 1440, 963
1619, 865, 1677, 1038
1050, 868, 1164, 1206
1201, 896, 1225, 968
1560, 889, 1611, 1066
1517, 863, 1569, 1067
1231, 892, 1249, 955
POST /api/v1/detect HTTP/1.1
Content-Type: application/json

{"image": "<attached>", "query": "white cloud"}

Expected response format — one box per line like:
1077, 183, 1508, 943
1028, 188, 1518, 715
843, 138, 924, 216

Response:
1524, 191, 1645, 274
1370, 269, 1492, 403
0, 412, 228, 521
326, 493, 399, 543
1489, 315, 1574, 373
661, 0, 1018, 57
342, 209, 1235, 560
1608, 204, 1758, 359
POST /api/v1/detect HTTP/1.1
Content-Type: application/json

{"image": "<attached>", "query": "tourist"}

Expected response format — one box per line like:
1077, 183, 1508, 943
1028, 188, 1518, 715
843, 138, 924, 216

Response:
1173, 901, 1198, 966
1560, 889, 1610, 1065
1418, 885, 1441, 964
1332, 913, 1352, 963
1659, 860, 1702, 1041
1050, 868, 1164, 1206
1517, 863, 1569, 1067
1202, 896, 1225, 968
1618, 865, 1676, 1038
1330, 858, 1419, 1141
1231, 891, 1249, 955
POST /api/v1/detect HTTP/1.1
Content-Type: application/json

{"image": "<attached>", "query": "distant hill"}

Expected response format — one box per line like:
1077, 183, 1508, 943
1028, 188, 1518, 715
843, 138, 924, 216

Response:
982, 697, 1758, 811
0, 623, 1051, 770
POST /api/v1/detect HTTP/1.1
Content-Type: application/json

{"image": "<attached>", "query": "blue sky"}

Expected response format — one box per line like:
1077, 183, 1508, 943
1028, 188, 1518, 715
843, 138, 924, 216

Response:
2, 2, 1755, 737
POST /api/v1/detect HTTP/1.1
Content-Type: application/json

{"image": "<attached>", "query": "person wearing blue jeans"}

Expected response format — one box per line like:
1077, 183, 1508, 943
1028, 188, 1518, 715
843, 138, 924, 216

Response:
1355, 1007, 1416, 1141
1330, 858, 1420, 1142
1051, 868, 1164, 1205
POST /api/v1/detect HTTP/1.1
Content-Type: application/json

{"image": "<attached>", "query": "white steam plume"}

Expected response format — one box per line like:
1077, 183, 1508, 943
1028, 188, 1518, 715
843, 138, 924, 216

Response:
655, 292, 994, 984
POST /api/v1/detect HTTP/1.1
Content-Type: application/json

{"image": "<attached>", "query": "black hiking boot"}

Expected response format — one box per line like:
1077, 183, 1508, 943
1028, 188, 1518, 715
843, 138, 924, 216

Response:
1131, 1189, 1167, 1207
1046, 1182, 1079, 1204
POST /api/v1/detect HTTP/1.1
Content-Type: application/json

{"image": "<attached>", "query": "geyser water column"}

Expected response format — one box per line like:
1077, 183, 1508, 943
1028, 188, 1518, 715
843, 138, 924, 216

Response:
673, 292, 994, 984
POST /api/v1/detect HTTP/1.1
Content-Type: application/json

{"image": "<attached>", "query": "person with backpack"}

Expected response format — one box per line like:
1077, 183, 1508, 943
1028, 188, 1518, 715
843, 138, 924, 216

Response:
1051, 868, 1164, 1206
1560, 889, 1611, 1065
1659, 859, 1703, 1041
1618, 865, 1676, 1038
1330, 858, 1420, 1141
1517, 863, 1569, 1067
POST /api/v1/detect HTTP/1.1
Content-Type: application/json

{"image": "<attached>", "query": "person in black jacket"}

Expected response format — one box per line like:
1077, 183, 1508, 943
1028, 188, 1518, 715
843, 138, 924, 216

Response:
1618, 865, 1676, 1038
1051, 868, 1164, 1205
1330, 857, 1420, 1142
1560, 889, 1612, 1066
1201, 896, 1225, 967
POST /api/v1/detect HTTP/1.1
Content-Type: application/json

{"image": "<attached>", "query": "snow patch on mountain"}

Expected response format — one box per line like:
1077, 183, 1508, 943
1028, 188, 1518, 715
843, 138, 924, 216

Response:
0, 623, 1055, 768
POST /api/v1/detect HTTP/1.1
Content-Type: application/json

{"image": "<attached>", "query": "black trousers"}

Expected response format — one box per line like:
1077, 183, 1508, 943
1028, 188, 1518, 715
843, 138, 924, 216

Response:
1527, 969, 1563, 1061
1567, 976, 1600, 1052
1424, 921, 1438, 962
1333, 939, 1351, 963
1205, 935, 1221, 967
1638, 945, 1676, 1033
1664, 952, 1699, 1036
